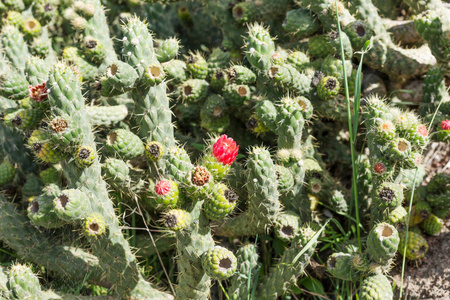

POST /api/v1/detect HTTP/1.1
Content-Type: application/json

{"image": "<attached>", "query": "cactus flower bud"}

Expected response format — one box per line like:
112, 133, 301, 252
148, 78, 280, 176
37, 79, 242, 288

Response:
212, 135, 238, 166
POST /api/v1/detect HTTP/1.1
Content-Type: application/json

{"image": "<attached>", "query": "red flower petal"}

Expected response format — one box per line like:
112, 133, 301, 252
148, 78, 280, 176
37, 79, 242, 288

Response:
212, 135, 239, 166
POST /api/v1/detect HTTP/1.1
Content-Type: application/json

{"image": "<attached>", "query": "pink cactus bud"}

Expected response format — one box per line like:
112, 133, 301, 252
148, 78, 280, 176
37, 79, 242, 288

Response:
212, 135, 239, 165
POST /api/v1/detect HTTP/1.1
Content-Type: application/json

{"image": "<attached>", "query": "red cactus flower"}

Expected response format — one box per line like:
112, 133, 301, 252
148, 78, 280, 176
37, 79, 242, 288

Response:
417, 124, 428, 136
373, 162, 386, 175
155, 180, 173, 195
29, 82, 48, 102
212, 135, 239, 165
440, 119, 450, 130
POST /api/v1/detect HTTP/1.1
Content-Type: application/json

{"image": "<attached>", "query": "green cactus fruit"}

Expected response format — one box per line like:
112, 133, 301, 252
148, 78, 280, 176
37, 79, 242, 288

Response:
185, 166, 213, 199
74, 145, 96, 168
343, 21, 374, 51
398, 230, 428, 260
7, 264, 43, 299
32, 0, 59, 25
106, 129, 144, 160
0, 72, 29, 100
426, 172, 450, 195
101, 61, 139, 95
22, 175, 43, 197
156, 37, 179, 63
331, 190, 349, 214
143, 64, 165, 87
48, 116, 81, 147
4, 109, 43, 130
200, 94, 230, 133
162, 59, 187, 83
359, 274, 393, 300
408, 201, 432, 226
153, 180, 180, 209
366, 223, 399, 263
388, 206, 407, 225
268, 63, 311, 95
181, 79, 209, 103
85, 105, 128, 126
420, 214, 443, 236
201, 246, 237, 280
274, 165, 294, 193
28, 184, 65, 228
0, 158, 16, 186
373, 119, 396, 143
286, 51, 310, 71
53, 189, 91, 222
223, 83, 251, 109
84, 213, 106, 237
327, 30, 353, 59
39, 166, 61, 185
20, 18, 41, 38
321, 55, 352, 83
186, 52, 208, 79
375, 182, 403, 209
274, 210, 301, 242
144, 141, 164, 162
308, 35, 333, 58
227, 65, 256, 85
245, 23, 275, 70
103, 158, 130, 189
163, 209, 190, 231
163, 146, 193, 182
207, 48, 230, 74
426, 191, 450, 209
203, 183, 238, 221
82, 36, 106, 65
317, 76, 340, 100
327, 252, 359, 281
28, 130, 65, 164
4, 11, 23, 27
210, 69, 228, 93
283, 9, 319, 37
388, 138, 411, 161
407, 124, 429, 149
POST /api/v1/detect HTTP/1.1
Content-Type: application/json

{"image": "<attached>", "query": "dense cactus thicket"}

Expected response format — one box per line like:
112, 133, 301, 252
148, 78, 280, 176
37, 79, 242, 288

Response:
0, 0, 448, 299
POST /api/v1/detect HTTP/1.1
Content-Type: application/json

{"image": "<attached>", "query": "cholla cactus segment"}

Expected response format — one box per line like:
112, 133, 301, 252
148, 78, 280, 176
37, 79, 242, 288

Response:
201, 246, 237, 280
343, 20, 374, 50
74, 145, 96, 168
317, 76, 340, 100
244, 23, 275, 70
185, 166, 213, 199
156, 37, 180, 63
283, 9, 319, 37
408, 201, 431, 226
398, 230, 428, 260
102, 60, 138, 93
4, 108, 43, 131
28, 186, 65, 228
373, 119, 396, 143
83, 213, 106, 237
186, 52, 208, 79
366, 223, 399, 263
48, 116, 81, 147
426, 172, 450, 195
203, 184, 238, 221
227, 244, 259, 300
7, 264, 43, 299
223, 83, 251, 109
154, 180, 180, 209
82, 36, 106, 65
103, 158, 130, 189
276, 97, 305, 149
420, 214, 443, 236
327, 252, 359, 281
227, 65, 256, 85
181, 79, 209, 103
388, 138, 411, 160
163, 209, 190, 231
200, 94, 230, 134
274, 165, 294, 193
0, 72, 29, 100
359, 274, 393, 300
20, 18, 42, 39
0, 158, 16, 186
106, 129, 144, 160
388, 206, 407, 225
21, 175, 43, 197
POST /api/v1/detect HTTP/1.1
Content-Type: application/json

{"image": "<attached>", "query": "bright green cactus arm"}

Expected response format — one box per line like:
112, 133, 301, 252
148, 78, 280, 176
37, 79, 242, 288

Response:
214, 147, 281, 237
174, 200, 215, 300
256, 226, 318, 299
25, 56, 51, 86
47, 63, 172, 299
276, 97, 305, 149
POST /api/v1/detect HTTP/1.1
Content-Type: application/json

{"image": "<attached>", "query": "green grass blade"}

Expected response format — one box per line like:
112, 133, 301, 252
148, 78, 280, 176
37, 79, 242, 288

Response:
292, 219, 331, 264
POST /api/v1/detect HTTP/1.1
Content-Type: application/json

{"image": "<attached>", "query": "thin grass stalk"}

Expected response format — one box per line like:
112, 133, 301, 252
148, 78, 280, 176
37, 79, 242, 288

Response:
335, 1, 361, 251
